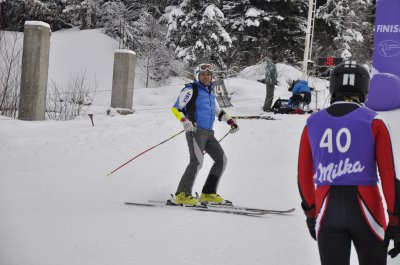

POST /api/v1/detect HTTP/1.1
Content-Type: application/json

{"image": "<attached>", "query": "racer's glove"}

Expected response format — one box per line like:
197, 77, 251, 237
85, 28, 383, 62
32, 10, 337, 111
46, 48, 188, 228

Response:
302, 202, 316, 241
384, 213, 400, 258
227, 119, 239, 133
180, 117, 195, 132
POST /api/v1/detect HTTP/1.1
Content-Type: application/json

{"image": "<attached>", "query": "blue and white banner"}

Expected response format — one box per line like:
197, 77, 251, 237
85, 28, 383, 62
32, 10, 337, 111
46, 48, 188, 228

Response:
366, 0, 400, 111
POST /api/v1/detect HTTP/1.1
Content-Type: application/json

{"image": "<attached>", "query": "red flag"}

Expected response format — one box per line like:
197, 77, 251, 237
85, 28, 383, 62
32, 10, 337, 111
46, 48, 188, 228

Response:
88, 114, 94, 126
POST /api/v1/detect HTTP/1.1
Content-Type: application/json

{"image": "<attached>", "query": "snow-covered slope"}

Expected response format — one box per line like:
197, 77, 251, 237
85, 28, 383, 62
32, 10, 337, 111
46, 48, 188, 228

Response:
0, 29, 399, 265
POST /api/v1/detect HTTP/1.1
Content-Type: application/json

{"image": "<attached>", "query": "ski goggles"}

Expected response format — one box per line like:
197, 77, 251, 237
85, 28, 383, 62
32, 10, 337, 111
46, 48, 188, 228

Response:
198, 63, 213, 72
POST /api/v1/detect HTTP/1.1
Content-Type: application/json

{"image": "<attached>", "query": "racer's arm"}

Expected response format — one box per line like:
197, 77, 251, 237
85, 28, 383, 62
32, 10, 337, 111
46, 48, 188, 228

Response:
214, 98, 238, 132
214, 98, 231, 122
373, 118, 400, 218
374, 118, 400, 257
297, 126, 316, 214
171, 86, 193, 121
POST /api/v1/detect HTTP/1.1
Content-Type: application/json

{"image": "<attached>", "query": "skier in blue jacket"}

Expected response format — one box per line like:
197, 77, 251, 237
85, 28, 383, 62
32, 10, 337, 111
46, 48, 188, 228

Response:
171, 63, 239, 206
288, 79, 312, 110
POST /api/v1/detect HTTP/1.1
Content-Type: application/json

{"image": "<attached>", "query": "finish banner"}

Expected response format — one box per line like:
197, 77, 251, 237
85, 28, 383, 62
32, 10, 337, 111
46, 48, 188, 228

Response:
366, 0, 400, 111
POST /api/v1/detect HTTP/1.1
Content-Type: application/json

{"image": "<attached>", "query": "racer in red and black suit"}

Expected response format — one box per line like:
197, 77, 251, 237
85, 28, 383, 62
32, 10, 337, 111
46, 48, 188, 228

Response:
297, 61, 400, 265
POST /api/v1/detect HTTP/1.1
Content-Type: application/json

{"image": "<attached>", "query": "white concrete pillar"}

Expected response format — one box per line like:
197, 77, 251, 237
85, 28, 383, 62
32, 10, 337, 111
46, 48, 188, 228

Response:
111, 49, 136, 112
18, 21, 51, 121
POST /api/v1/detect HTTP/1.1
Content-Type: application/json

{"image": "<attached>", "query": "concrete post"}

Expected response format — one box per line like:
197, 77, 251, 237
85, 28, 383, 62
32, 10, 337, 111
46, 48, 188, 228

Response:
111, 50, 136, 113
18, 21, 51, 121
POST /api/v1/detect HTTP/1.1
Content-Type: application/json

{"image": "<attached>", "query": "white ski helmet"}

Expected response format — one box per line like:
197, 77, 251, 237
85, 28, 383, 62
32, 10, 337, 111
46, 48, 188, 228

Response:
194, 63, 214, 81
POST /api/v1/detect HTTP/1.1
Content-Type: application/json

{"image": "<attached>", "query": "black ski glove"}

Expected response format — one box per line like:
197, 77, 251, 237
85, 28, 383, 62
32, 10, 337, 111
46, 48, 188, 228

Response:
301, 202, 316, 241
306, 217, 316, 240
384, 213, 400, 258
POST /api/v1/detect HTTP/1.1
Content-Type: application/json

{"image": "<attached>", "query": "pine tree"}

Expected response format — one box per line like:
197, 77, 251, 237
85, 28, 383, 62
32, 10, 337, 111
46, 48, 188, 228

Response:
131, 11, 175, 86
79, 0, 101, 29
0, 0, 5, 29
0, 0, 73, 31
166, 0, 232, 70
122, 0, 180, 20
316, 0, 374, 61
267, 0, 308, 64
222, 0, 252, 69
223, 0, 307, 67
100, 0, 128, 41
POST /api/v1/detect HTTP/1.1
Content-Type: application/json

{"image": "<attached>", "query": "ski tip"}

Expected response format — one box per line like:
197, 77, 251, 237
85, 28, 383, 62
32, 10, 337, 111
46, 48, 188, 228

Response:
263, 207, 296, 215
276, 208, 296, 214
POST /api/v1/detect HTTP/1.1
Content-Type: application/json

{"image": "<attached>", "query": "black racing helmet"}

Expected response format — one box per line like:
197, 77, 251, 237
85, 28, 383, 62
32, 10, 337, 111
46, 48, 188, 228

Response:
329, 61, 370, 102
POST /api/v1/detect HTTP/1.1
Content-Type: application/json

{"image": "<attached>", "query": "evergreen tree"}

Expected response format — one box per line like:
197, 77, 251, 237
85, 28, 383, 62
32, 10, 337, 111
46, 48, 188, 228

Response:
1, 0, 374, 81
100, 0, 129, 42
122, 0, 180, 20
79, 0, 101, 29
131, 11, 175, 86
223, 0, 308, 68
0, 0, 72, 31
268, 0, 308, 64
100, 1, 178, 85
222, 0, 251, 69
316, 0, 374, 61
166, 0, 232, 70
62, 0, 85, 27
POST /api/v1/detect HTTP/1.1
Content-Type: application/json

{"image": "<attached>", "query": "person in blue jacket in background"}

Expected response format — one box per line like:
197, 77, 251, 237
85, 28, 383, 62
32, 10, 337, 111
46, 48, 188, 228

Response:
288, 79, 312, 110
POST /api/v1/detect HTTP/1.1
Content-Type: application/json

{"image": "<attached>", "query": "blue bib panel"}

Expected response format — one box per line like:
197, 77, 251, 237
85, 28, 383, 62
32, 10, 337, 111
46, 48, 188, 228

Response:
307, 107, 378, 186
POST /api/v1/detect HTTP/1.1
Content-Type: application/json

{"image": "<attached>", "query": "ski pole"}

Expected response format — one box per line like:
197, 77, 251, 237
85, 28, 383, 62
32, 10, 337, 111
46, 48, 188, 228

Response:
202, 130, 231, 155
218, 130, 231, 142
107, 130, 185, 176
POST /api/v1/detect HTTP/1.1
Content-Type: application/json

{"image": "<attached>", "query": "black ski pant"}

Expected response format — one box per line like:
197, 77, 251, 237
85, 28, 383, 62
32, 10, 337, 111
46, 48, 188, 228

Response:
318, 186, 387, 265
176, 127, 227, 196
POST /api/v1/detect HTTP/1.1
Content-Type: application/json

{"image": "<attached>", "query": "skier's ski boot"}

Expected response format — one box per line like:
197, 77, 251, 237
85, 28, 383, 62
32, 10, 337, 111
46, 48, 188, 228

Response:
175, 192, 198, 206
199, 193, 224, 204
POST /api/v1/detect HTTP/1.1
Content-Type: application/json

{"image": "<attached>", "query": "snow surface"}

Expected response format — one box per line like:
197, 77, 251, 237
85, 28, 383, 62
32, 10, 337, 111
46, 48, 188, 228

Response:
246, 8, 262, 18
115, 49, 136, 55
0, 29, 399, 265
25, 21, 51, 29
203, 4, 224, 20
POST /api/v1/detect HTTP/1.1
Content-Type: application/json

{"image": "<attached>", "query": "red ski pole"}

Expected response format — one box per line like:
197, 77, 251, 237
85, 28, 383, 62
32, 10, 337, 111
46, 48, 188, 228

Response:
107, 130, 185, 176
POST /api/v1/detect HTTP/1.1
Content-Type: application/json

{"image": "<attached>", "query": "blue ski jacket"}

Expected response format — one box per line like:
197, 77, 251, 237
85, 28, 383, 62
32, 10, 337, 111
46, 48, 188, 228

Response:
173, 80, 217, 130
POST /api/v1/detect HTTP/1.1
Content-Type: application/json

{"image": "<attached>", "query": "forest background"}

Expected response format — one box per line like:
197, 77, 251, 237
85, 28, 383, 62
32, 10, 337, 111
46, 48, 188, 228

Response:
0, 0, 376, 85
